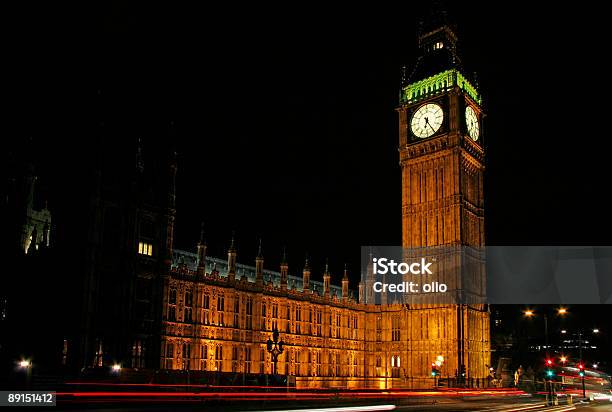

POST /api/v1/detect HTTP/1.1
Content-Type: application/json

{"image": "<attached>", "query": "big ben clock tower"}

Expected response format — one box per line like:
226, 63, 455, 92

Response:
397, 22, 490, 383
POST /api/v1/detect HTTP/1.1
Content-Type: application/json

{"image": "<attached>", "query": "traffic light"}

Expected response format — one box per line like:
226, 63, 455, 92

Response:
544, 359, 555, 379
578, 363, 585, 377
431, 363, 438, 377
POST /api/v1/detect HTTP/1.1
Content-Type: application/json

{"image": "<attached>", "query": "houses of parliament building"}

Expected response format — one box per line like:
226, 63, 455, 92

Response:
78, 21, 490, 389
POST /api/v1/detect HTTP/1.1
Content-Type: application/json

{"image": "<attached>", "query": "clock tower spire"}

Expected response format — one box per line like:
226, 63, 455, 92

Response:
396, 16, 489, 384
398, 21, 484, 247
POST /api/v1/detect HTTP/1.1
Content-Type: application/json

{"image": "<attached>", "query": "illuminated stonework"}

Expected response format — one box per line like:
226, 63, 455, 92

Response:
159, 21, 491, 390
400, 69, 482, 106
162, 257, 373, 387
160, 247, 489, 389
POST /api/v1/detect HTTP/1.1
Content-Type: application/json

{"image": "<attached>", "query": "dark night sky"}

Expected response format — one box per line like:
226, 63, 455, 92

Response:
6, 1, 610, 282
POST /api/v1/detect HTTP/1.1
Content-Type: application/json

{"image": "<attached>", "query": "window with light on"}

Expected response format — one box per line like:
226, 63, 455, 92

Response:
138, 241, 153, 256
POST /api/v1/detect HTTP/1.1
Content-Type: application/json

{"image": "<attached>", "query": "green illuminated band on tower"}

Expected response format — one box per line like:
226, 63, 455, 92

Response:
401, 69, 481, 105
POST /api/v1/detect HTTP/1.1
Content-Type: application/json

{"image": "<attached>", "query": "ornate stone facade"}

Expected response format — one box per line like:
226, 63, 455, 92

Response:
160, 246, 489, 388
158, 22, 490, 389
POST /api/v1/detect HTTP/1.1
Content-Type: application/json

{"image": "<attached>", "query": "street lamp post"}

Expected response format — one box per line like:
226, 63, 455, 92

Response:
18, 360, 32, 389
523, 307, 569, 363
525, 309, 600, 401
544, 314, 549, 352
523, 308, 568, 400
523, 308, 567, 353
266, 328, 284, 376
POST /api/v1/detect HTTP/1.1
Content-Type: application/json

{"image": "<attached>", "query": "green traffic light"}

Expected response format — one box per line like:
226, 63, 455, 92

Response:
579, 371, 585, 377
546, 370, 554, 378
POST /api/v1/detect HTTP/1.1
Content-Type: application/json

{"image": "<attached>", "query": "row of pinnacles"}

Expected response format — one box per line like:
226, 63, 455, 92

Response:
181, 224, 354, 303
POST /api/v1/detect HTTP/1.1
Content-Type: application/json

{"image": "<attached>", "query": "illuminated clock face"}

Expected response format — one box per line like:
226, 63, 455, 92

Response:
411, 103, 443, 138
465, 106, 480, 140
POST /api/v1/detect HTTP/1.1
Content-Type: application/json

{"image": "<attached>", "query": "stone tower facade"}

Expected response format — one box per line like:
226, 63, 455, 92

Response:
396, 23, 490, 383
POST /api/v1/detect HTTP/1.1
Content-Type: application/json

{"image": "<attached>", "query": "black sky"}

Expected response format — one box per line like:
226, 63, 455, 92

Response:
6, 1, 610, 282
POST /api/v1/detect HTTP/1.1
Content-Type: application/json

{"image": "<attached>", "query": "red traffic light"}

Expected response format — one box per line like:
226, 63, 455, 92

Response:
546, 359, 553, 366
578, 363, 584, 369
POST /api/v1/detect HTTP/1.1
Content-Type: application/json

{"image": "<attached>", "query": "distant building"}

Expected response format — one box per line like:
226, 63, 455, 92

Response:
22, 184, 51, 255
2, 153, 52, 255
1, 142, 53, 373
